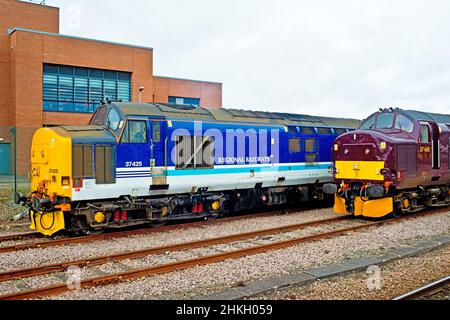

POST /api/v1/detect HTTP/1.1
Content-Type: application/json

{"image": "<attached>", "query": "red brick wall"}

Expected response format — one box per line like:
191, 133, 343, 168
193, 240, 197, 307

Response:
1, 1, 223, 176
0, 35, 11, 127
0, 0, 59, 35
154, 76, 222, 108
9, 30, 155, 174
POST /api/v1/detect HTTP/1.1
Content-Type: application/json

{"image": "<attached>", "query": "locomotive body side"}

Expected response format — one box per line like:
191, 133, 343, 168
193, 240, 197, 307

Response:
23, 102, 359, 236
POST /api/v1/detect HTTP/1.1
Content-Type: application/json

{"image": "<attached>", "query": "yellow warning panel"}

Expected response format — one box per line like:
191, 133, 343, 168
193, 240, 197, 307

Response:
335, 161, 385, 181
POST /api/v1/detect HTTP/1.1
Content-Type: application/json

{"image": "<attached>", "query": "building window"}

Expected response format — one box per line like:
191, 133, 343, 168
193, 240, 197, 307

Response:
43, 64, 132, 113
169, 96, 200, 107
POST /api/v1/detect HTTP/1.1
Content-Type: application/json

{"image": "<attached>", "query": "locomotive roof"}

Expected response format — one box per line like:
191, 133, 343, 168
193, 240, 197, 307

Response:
401, 110, 450, 124
111, 102, 360, 128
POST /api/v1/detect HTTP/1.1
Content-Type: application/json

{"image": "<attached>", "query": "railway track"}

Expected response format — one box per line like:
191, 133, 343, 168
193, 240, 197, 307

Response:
0, 232, 41, 243
0, 216, 349, 282
0, 209, 296, 253
0, 209, 440, 300
393, 276, 450, 300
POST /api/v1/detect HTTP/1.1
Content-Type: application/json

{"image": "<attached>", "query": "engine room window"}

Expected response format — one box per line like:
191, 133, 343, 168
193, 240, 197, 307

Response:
175, 136, 214, 169
121, 120, 148, 143
317, 127, 333, 135
73, 145, 93, 178
376, 113, 394, 129
289, 139, 301, 153
420, 125, 430, 143
360, 116, 375, 130
305, 138, 318, 153
395, 114, 414, 133
95, 145, 116, 184
300, 127, 315, 135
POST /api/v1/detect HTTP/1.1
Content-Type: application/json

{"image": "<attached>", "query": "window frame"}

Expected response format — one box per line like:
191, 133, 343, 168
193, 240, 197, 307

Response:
420, 124, 431, 144
43, 64, 132, 114
121, 119, 148, 144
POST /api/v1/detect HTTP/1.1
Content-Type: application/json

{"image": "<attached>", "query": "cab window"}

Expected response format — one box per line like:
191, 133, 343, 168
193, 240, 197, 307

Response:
394, 114, 414, 133
106, 109, 121, 131
122, 120, 148, 143
420, 125, 430, 143
376, 113, 394, 129
360, 116, 375, 130
89, 106, 108, 126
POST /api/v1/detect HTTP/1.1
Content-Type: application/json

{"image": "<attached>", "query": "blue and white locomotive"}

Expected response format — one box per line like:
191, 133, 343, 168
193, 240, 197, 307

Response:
24, 102, 359, 235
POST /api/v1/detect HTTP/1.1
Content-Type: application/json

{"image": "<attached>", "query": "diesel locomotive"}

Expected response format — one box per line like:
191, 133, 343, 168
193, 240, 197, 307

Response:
17, 102, 359, 236
325, 108, 450, 218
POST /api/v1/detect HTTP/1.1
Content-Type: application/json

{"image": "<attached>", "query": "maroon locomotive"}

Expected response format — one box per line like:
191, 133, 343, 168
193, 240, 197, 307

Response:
324, 108, 450, 218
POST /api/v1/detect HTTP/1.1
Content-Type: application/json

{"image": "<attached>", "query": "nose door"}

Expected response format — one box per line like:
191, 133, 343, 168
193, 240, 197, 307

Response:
418, 122, 440, 170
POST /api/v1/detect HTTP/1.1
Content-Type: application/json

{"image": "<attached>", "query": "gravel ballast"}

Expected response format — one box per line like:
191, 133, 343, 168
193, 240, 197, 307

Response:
44, 210, 450, 300
256, 243, 450, 300
0, 208, 336, 271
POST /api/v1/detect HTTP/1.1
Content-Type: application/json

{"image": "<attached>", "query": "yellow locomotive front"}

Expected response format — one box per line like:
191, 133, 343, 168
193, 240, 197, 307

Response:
27, 127, 73, 236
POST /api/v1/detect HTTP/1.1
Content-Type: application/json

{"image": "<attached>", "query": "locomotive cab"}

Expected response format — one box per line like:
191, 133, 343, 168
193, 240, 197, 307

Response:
330, 108, 450, 218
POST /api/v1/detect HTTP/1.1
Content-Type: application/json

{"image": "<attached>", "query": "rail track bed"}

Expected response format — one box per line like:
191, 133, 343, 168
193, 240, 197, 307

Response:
0, 208, 446, 300
0, 209, 299, 253
394, 276, 450, 300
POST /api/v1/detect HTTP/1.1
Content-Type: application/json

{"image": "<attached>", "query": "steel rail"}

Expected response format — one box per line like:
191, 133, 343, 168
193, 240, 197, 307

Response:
393, 276, 450, 300
0, 232, 41, 243
0, 209, 290, 254
0, 216, 349, 282
0, 211, 436, 300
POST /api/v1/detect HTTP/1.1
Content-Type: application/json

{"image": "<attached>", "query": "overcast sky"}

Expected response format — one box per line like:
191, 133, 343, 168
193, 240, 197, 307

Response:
45, 0, 450, 119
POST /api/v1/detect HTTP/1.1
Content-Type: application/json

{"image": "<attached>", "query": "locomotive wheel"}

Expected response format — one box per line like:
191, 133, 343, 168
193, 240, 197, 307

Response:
150, 219, 168, 228
72, 216, 105, 236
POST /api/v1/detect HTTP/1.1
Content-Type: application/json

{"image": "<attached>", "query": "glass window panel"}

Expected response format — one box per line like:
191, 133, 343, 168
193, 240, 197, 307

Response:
300, 127, 315, 135
376, 113, 394, 129
395, 114, 414, 133
43, 101, 58, 111
122, 120, 147, 143
59, 66, 74, 75
75, 68, 89, 77
43, 65, 58, 74
420, 125, 430, 143
58, 102, 74, 112
104, 70, 118, 80
43, 64, 131, 113
90, 69, 103, 78
118, 72, 131, 81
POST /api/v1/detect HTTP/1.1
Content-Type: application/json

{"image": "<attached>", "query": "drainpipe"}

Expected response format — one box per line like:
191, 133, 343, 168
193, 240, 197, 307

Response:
9, 127, 16, 195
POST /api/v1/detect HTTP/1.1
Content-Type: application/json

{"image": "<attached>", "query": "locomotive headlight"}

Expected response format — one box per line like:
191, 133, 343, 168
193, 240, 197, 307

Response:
365, 148, 370, 155
334, 144, 339, 151
380, 142, 387, 150
344, 149, 350, 155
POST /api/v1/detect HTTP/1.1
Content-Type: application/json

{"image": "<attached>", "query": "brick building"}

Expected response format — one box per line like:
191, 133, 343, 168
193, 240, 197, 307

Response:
0, 0, 223, 175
